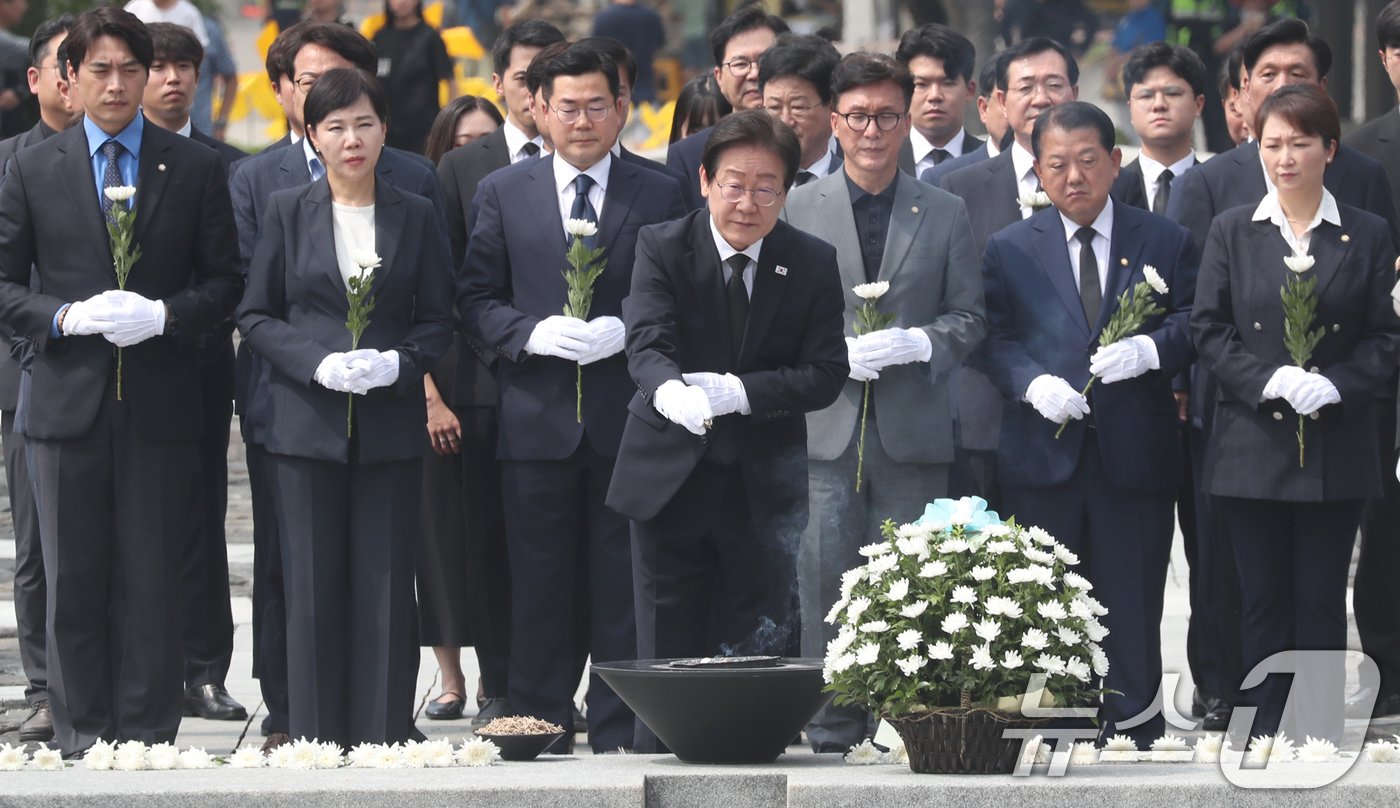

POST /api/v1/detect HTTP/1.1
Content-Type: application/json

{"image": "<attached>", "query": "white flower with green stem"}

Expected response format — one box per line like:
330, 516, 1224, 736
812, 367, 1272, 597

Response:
344, 251, 380, 437
849, 281, 895, 492
563, 218, 606, 422
104, 186, 141, 401
1281, 248, 1324, 467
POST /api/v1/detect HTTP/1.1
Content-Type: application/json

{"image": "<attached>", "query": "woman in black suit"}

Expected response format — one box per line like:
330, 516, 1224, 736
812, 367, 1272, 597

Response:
237, 68, 454, 747
1191, 85, 1400, 743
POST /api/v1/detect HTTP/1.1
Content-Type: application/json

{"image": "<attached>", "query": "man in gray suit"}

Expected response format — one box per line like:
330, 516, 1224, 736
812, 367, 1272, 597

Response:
783, 53, 986, 753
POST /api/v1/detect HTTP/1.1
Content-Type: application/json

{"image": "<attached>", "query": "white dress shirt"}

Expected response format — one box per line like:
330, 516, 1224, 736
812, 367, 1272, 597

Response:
502, 118, 545, 164
709, 216, 758, 296
1012, 142, 1040, 219
553, 152, 611, 235
1059, 201, 1114, 298
985, 134, 1001, 159
1252, 187, 1340, 255
1137, 150, 1195, 210
800, 135, 840, 181
911, 127, 968, 177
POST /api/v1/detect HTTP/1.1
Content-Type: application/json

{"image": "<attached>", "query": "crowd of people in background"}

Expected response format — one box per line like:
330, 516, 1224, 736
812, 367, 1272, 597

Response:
1, 0, 1398, 768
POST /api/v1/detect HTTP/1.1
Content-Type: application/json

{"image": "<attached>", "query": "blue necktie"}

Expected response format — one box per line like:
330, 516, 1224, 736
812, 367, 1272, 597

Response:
569, 173, 598, 249
101, 140, 122, 219
309, 156, 325, 182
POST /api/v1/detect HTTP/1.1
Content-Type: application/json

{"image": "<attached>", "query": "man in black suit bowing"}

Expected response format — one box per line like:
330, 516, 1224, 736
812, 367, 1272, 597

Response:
894, 24, 984, 178
608, 110, 847, 751
1340, 0, 1400, 721
459, 43, 685, 753
0, 7, 242, 756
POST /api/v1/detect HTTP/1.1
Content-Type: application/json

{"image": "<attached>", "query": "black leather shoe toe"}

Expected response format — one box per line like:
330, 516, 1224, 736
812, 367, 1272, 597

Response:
184, 684, 248, 721
19, 701, 54, 743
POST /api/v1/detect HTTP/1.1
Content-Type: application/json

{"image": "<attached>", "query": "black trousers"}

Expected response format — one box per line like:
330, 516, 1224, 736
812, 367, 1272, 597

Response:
1356, 398, 1400, 696
3, 408, 44, 705
500, 441, 635, 753
31, 381, 197, 754
415, 406, 510, 697
1217, 496, 1362, 743
181, 340, 235, 688
246, 441, 289, 733
270, 452, 421, 748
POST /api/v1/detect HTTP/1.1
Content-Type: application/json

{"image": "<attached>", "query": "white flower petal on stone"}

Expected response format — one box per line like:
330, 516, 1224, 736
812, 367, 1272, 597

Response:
1001, 650, 1024, 669
951, 585, 978, 605
1193, 734, 1224, 763
400, 741, 429, 768
896, 654, 926, 676
0, 743, 28, 771
1104, 735, 1138, 752
30, 748, 64, 771
1247, 733, 1296, 763
1070, 741, 1100, 765
940, 613, 969, 634
178, 748, 215, 769
103, 185, 136, 203
565, 218, 599, 239
457, 737, 501, 767
84, 740, 117, 771
1363, 740, 1400, 763
316, 742, 345, 769
886, 578, 909, 601
1037, 601, 1068, 621
1297, 736, 1340, 763
927, 641, 955, 661
918, 560, 949, 578
844, 739, 884, 764
423, 740, 457, 768
896, 628, 922, 651
266, 744, 295, 769
854, 642, 880, 666
1151, 734, 1189, 752
1143, 264, 1169, 295
114, 740, 150, 771
1284, 251, 1315, 274
1021, 628, 1050, 651
899, 601, 929, 618
228, 745, 267, 768
888, 741, 908, 765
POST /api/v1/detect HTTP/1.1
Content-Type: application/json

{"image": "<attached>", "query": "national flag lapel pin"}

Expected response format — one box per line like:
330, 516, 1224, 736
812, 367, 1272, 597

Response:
776, 266, 788, 276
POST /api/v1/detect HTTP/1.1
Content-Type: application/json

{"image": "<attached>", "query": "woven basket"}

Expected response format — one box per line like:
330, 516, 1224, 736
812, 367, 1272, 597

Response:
887, 696, 1049, 774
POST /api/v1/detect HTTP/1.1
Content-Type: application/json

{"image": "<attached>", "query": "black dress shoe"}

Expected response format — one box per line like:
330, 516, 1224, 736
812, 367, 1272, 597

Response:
1191, 689, 1208, 719
18, 700, 53, 743
470, 697, 512, 728
812, 741, 852, 754
184, 684, 248, 721
425, 691, 465, 721
1202, 699, 1232, 731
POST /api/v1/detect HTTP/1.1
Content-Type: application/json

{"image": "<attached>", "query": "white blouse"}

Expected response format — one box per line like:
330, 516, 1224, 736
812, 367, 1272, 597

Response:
332, 202, 376, 287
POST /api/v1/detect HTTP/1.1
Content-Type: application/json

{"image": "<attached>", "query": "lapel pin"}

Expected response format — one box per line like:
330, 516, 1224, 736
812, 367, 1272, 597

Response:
157, 163, 166, 172
1120, 258, 1128, 266
775, 266, 788, 276
911, 206, 919, 214
1340, 234, 1350, 242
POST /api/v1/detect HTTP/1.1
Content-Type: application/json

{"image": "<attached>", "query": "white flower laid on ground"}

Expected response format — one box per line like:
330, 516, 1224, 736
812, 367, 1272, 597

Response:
1019, 736, 1053, 765
228, 745, 267, 768
29, 748, 64, 771
1296, 737, 1341, 763
1069, 742, 1100, 766
1099, 734, 1140, 763
146, 742, 181, 770
114, 740, 150, 771
842, 738, 908, 766
1245, 733, 1296, 764
1149, 734, 1193, 762
1193, 734, 1227, 764
1362, 736, 1400, 763
457, 737, 502, 767
0, 743, 28, 771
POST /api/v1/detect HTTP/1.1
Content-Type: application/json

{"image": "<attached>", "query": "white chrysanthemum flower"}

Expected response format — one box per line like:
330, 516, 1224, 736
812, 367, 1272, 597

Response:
844, 739, 883, 764
1022, 546, 1055, 565
1104, 735, 1138, 752
350, 250, 382, 272
896, 654, 926, 676
970, 644, 996, 671
423, 740, 456, 768
228, 745, 267, 768
347, 743, 379, 768
315, 742, 344, 769
1037, 601, 1068, 620
984, 595, 1024, 618
973, 619, 1001, 642
886, 578, 909, 601
282, 738, 321, 770
887, 741, 908, 765
1142, 264, 1169, 295
940, 613, 969, 634
30, 748, 64, 771
1018, 190, 1052, 210
146, 742, 182, 770
867, 553, 899, 576
1053, 545, 1080, 565
983, 523, 1012, 537
1034, 654, 1067, 676
84, 740, 117, 771
457, 738, 500, 767
1083, 619, 1109, 642
927, 641, 954, 661
1062, 571, 1092, 592
828, 626, 857, 656
859, 541, 892, 557
1079, 594, 1108, 616
1026, 526, 1056, 546
1246, 733, 1295, 763
400, 741, 428, 768
1021, 628, 1050, 650
266, 744, 295, 769
103, 185, 136, 203
1055, 626, 1081, 645
859, 620, 890, 634
986, 540, 1017, 555
1001, 650, 1025, 669
1089, 643, 1110, 677
1008, 565, 1055, 588
1297, 736, 1340, 763
845, 596, 872, 622
840, 567, 864, 593
939, 537, 971, 554
1193, 734, 1224, 763
1284, 251, 1315, 274
1070, 741, 1100, 765
565, 218, 599, 238
918, 560, 948, 578
970, 565, 997, 581
114, 740, 149, 771
894, 534, 929, 559
1364, 740, 1400, 763
178, 748, 214, 769
1151, 734, 1189, 752
825, 652, 856, 676
899, 601, 929, 619
854, 643, 880, 665
0, 743, 28, 771
951, 585, 977, 605
1069, 598, 1092, 620
824, 597, 849, 625
896, 628, 922, 651
1064, 657, 1092, 682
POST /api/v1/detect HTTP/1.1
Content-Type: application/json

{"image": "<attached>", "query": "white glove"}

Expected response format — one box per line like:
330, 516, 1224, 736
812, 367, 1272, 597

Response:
653, 378, 713, 436
523, 315, 593, 361
1261, 365, 1309, 402
680, 371, 750, 417
850, 327, 932, 371
314, 352, 367, 392
1286, 372, 1340, 415
1395, 455, 1399, 484
344, 349, 400, 394
1024, 374, 1090, 425
578, 315, 625, 365
846, 337, 879, 382
1391, 275, 1400, 317
97, 289, 167, 347
1089, 335, 1159, 384
61, 294, 117, 336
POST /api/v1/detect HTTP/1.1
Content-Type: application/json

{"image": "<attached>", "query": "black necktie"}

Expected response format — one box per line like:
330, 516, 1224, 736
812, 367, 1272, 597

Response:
520, 141, 540, 159
931, 148, 951, 166
1076, 227, 1101, 327
569, 173, 598, 248
101, 140, 123, 219
795, 170, 816, 186
725, 254, 749, 366
1152, 168, 1173, 215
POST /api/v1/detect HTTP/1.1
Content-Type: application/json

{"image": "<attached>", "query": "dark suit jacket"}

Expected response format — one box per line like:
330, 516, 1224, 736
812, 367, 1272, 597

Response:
1190, 204, 1400, 501
437, 125, 511, 267
0, 120, 55, 411
922, 142, 991, 187
0, 119, 243, 441
1111, 157, 1150, 211
1343, 111, 1400, 233
236, 178, 453, 463
939, 149, 1022, 255
664, 125, 709, 212
605, 211, 848, 522
191, 127, 245, 174
979, 201, 1199, 492
458, 153, 686, 461
620, 144, 686, 185
899, 131, 986, 177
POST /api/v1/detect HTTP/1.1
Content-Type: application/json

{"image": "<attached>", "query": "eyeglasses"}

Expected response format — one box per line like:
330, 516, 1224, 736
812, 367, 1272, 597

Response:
1130, 86, 1191, 105
716, 183, 781, 207
546, 102, 613, 125
293, 73, 320, 93
721, 57, 759, 77
835, 111, 905, 132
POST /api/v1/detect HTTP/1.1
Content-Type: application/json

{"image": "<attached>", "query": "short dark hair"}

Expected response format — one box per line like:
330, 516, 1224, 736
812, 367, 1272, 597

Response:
830, 52, 915, 112
304, 67, 389, 137
1379, 0, 1400, 50
709, 3, 788, 67
383, 0, 424, 25
537, 42, 620, 103
1241, 18, 1332, 80
147, 22, 203, 69
670, 72, 729, 143
1031, 101, 1115, 158
1253, 83, 1339, 148
65, 6, 154, 75
490, 19, 565, 77
424, 94, 503, 164
576, 36, 636, 91
894, 23, 976, 84
701, 108, 800, 189
757, 33, 841, 106
1222, 46, 1244, 94
996, 36, 1079, 91
272, 21, 377, 84
525, 40, 569, 95
1122, 41, 1206, 98
29, 14, 75, 69
977, 56, 1000, 99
